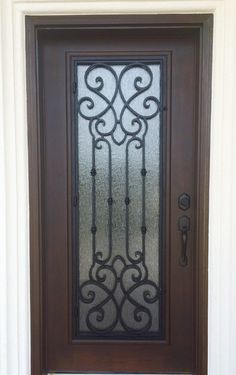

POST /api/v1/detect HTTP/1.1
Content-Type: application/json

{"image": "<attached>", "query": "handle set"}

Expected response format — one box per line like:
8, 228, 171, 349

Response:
178, 193, 191, 267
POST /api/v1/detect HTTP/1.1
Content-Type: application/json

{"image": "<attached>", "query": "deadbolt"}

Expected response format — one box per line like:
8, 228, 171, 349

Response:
178, 193, 191, 211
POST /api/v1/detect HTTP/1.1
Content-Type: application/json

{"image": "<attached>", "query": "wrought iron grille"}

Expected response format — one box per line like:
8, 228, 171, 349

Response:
72, 60, 165, 340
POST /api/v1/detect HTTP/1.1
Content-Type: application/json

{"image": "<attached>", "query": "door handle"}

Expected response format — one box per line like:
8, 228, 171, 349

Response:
178, 215, 190, 267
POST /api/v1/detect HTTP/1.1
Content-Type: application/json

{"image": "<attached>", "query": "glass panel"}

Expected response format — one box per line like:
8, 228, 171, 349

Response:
73, 61, 164, 340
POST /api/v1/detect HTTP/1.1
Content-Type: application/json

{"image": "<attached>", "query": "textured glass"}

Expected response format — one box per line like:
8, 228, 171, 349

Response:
74, 62, 163, 339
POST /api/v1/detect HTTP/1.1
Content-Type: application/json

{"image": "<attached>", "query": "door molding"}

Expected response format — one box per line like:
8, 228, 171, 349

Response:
4, 1, 236, 375
26, 14, 212, 375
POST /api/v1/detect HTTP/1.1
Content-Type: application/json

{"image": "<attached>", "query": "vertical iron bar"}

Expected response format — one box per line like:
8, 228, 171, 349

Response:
73, 62, 80, 335
125, 142, 129, 262
142, 139, 146, 263
158, 59, 165, 339
92, 136, 96, 260
108, 145, 112, 260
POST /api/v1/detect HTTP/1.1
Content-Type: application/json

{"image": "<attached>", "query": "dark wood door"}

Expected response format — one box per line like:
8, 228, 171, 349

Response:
27, 15, 212, 375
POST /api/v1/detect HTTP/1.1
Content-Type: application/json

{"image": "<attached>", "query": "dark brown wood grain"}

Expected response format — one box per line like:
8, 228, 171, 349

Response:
26, 14, 213, 375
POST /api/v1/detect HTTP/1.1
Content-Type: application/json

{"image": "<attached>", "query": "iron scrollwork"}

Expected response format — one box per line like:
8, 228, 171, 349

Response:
74, 62, 164, 338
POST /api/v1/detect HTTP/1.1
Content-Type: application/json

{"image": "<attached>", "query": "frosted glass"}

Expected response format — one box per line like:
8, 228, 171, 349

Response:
74, 62, 163, 339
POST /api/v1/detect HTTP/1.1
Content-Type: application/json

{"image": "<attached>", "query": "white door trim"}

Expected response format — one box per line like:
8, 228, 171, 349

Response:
1, 1, 236, 374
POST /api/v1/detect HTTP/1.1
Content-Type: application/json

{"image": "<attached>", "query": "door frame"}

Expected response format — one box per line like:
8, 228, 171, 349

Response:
26, 14, 212, 375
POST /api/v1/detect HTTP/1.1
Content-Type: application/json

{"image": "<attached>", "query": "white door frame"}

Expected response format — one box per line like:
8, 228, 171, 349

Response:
1, 1, 236, 375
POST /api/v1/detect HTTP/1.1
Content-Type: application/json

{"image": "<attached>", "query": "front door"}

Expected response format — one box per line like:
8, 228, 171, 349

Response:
26, 15, 212, 375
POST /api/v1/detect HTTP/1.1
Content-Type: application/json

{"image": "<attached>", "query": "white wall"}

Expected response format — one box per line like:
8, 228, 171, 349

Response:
0, 1, 236, 375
